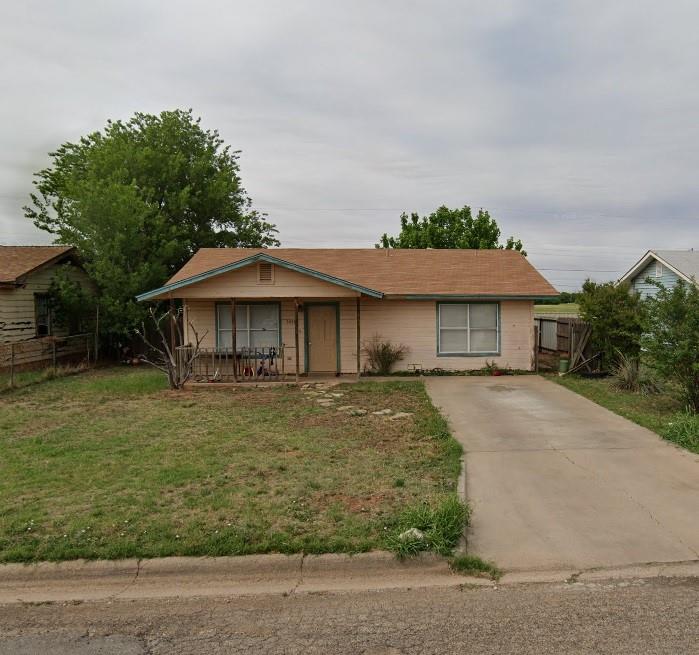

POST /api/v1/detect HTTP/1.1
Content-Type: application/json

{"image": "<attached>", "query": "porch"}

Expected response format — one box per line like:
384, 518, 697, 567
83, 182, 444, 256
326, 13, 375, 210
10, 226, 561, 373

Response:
181, 296, 363, 383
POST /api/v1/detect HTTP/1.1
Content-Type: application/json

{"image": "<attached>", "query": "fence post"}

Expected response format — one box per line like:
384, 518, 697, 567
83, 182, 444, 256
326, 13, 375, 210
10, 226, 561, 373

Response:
534, 325, 539, 372
86, 334, 91, 366
52, 339, 57, 374
10, 343, 14, 387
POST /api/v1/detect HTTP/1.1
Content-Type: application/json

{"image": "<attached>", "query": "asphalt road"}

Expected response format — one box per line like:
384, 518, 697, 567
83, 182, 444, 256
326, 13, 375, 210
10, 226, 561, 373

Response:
1, 575, 697, 654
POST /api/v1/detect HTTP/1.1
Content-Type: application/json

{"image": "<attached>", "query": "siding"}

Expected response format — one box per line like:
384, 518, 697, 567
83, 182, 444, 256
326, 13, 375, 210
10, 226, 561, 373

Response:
630, 259, 680, 298
0, 264, 94, 344
184, 298, 535, 374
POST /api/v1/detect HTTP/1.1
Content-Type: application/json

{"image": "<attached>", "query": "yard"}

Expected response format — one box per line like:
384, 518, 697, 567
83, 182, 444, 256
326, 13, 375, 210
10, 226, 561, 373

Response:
533, 303, 579, 315
554, 375, 699, 454
0, 368, 462, 563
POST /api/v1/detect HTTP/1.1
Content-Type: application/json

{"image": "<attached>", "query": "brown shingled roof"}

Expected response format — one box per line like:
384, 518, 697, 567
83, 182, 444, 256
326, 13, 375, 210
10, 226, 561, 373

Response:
163, 248, 557, 297
0, 245, 75, 284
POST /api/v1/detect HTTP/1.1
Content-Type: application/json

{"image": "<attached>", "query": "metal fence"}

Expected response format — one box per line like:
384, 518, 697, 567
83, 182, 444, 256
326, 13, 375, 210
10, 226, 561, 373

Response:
178, 345, 286, 382
0, 333, 96, 386
535, 318, 558, 351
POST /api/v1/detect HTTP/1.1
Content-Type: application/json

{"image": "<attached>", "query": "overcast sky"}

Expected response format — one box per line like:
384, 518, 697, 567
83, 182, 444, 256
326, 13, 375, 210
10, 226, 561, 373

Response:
2, 1, 698, 290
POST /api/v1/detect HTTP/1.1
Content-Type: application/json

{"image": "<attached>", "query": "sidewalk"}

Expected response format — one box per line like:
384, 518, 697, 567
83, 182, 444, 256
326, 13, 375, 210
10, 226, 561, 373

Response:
1, 551, 697, 605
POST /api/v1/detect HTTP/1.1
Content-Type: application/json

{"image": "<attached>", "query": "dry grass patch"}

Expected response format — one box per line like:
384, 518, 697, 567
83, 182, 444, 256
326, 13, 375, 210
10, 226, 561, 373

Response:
0, 369, 461, 562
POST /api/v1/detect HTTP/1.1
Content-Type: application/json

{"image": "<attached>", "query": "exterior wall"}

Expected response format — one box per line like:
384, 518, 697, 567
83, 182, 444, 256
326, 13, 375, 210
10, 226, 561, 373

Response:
183, 297, 535, 374
175, 263, 358, 299
0, 264, 94, 344
630, 259, 680, 298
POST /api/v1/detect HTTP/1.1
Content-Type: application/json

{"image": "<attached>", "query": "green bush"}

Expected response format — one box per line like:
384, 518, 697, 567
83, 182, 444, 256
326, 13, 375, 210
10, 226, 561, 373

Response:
662, 413, 699, 453
386, 495, 470, 558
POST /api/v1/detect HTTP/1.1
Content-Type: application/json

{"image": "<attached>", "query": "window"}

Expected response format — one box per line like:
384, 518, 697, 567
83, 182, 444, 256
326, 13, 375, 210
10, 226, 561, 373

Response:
216, 303, 279, 349
437, 303, 499, 355
35, 294, 52, 337
655, 261, 663, 277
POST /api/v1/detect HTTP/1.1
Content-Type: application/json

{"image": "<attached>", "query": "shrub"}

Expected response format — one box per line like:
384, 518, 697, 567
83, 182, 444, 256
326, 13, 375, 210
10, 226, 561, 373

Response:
450, 554, 502, 580
663, 413, 699, 453
362, 334, 408, 375
578, 280, 644, 369
610, 352, 659, 395
386, 495, 470, 558
642, 279, 699, 413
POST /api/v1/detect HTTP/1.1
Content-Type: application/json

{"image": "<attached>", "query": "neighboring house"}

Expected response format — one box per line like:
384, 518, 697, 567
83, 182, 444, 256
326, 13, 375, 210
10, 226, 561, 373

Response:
0, 245, 93, 344
619, 249, 699, 298
137, 248, 557, 375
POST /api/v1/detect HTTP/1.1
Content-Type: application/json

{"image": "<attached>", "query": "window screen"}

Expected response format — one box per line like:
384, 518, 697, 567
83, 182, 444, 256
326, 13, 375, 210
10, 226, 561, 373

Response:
438, 303, 498, 354
217, 304, 279, 349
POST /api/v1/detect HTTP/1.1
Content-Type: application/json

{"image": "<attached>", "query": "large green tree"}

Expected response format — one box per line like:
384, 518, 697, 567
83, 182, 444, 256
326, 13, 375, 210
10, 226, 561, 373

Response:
377, 205, 526, 254
25, 109, 278, 342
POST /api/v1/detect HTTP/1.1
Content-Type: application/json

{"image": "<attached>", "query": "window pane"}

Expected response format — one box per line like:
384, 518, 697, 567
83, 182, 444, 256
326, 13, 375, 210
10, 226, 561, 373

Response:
439, 304, 468, 328
250, 330, 278, 348
235, 306, 248, 328
235, 329, 249, 348
217, 305, 232, 330
218, 329, 232, 349
470, 304, 497, 329
470, 329, 497, 352
250, 304, 278, 330
439, 329, 468, 353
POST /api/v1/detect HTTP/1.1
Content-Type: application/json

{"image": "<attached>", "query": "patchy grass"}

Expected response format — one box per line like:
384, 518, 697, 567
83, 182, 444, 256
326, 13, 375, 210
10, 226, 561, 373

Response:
450, 554, 501, 580
0, 369, 462, 562
533, 303, 579, 316
0, 363, 89, 394
554, 375, 698, 454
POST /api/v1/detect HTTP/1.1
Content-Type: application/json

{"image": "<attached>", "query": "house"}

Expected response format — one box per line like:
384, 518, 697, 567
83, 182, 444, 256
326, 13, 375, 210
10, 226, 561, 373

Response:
0, 245, 95, 369
136, 248, 558, 378
619, 249, 699, 298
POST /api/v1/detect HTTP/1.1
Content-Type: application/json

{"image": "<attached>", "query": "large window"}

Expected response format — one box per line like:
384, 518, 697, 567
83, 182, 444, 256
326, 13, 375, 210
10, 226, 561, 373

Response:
437, 303, 499, 355
216, 303, 280, 349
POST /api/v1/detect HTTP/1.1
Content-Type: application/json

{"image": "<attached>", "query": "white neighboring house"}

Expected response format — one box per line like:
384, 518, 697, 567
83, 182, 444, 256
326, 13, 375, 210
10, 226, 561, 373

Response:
619, 250, 699, 299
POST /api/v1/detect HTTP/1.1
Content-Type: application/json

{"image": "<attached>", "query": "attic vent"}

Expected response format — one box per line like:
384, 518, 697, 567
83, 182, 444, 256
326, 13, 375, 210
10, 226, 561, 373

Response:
257, 262, 274, 283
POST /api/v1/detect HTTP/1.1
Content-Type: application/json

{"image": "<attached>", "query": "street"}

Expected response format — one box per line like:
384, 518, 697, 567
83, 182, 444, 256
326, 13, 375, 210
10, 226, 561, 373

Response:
1, 574, 697, 654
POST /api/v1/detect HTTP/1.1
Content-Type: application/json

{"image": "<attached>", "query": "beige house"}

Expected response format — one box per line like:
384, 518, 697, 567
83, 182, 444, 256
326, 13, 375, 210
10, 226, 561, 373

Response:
1, 245, 95, 369
137, 248, 557, 378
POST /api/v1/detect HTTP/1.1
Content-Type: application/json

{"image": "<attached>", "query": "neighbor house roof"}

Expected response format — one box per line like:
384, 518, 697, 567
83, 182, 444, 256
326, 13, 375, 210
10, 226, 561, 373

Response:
138, 248, 557, 301
619, 249, 699, 285
0, 245, 75, 285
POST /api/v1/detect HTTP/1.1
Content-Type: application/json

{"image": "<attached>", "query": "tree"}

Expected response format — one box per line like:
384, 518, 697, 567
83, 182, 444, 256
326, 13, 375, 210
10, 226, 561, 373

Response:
642, 280, 699, 412
46, 263, 96, 334
377, 205, 526, 254
578, 280, 644, 368
25, 109, 279, 343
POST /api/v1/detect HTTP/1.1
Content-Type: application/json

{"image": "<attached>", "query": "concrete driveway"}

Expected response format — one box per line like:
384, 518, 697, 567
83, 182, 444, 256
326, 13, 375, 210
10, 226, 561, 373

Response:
425, 376, 699, 571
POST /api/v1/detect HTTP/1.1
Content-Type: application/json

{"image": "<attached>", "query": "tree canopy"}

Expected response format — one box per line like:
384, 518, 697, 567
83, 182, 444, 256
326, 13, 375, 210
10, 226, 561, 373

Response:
377, 205, 526, 254
25, 109, 278, 341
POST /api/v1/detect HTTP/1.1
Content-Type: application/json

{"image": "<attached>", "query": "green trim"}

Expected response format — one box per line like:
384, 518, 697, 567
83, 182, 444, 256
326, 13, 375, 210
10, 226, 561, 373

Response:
303, 301, 341, 374
136, 253, 383, 301
404, 294, 554, 301
214, 301, 281, 350
436, 301, 501, 357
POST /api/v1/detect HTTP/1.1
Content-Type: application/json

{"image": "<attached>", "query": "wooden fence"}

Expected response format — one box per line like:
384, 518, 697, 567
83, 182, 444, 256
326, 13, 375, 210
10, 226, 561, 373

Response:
534, 317, 597, 373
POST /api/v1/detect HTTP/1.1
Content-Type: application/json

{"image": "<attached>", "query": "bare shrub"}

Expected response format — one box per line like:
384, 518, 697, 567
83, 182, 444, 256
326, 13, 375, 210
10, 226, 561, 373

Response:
361, 334, 408, 375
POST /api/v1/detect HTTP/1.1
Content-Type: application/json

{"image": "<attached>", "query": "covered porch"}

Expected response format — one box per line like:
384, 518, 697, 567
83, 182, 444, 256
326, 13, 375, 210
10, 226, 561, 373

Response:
181, 296, 364, 383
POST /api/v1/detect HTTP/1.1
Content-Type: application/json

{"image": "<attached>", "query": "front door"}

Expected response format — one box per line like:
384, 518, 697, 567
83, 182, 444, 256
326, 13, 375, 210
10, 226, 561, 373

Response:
307, 304, 338, 373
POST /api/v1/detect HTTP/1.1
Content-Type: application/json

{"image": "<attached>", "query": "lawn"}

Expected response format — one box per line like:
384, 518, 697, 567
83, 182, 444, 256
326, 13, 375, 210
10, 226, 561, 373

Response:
554, 375, 699, 454
0, 368, 462, 562
533, 303, 579, 315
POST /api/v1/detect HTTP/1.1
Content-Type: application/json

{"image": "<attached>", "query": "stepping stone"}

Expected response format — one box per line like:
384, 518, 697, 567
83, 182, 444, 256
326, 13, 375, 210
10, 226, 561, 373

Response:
349, 409, 368, 416
389, 412, 413, 420
337, 405, 355, 411
372, 409, 393, 416
330, 392, 345, 398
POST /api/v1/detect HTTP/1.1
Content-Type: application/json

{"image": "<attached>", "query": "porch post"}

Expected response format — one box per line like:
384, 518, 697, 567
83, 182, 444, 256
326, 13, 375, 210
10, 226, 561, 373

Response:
230, 298, 238, 382
355, 295, 361, 379
294, 298, 300, 384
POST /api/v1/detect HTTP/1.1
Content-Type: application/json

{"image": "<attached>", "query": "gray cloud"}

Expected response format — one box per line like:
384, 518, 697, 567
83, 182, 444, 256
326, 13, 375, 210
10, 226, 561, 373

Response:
1, 0, 698, 289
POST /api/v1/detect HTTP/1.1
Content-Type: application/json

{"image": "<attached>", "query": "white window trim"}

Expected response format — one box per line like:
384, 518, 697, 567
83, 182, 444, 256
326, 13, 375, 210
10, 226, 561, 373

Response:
437, 303, 500, 356
216, 303, 280, 350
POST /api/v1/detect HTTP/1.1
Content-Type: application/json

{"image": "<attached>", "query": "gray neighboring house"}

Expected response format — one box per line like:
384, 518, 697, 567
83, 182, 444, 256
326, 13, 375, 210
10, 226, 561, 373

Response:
619, 249, 699, 298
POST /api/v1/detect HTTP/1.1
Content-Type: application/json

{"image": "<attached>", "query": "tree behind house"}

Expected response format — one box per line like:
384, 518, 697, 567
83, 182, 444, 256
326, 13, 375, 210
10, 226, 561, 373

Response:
642, 279, 699, 413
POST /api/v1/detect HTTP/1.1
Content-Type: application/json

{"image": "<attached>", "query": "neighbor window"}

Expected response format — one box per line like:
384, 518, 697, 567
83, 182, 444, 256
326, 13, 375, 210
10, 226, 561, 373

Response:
437, 303, 499, 355
35, 294, 52, 337
216, 303, 280, 349
655, 261, 663, 277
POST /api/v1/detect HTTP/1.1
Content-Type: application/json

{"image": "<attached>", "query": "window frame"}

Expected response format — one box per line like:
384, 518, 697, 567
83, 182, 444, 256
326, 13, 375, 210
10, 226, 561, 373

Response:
215, 301, 281, 350
654, 260, 663, 278
436, 302, 500, 357
34, 293, 52, 338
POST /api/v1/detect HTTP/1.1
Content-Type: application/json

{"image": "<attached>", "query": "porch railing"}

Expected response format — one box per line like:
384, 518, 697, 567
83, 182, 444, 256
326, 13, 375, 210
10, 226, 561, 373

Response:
177, 345, 286, 382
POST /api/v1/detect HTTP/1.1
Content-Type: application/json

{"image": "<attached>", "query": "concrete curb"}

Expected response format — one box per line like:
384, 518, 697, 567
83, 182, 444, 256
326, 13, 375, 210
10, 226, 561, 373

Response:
1, 553, 697, 605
